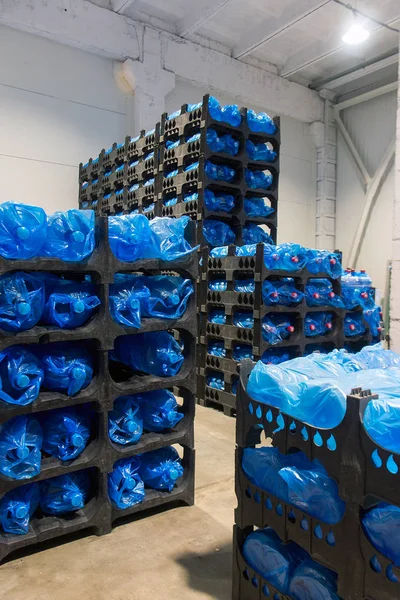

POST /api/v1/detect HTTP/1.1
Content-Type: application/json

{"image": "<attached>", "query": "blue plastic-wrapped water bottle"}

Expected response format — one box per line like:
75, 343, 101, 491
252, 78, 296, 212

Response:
0, 482, 40, 534
111, 332, 184, 377
245, 168, 273, 190
208, 340, 227, 356
206, 129, 239, 156
42, 278, 101, 329
0, 202, 48, 260
139, 446, 184, 492
42, 408, 90, 461
305, 312, 333, 337
207, 372, 225, 390
243, 223, 274, 245
108, 457, 145, 509
203, 219, 235, 247
138, 390, 184, 432
247, 110, 276, 135
108, 213, 153, 262
0, 346, 43, 406
39, 471, 90, 514
40, 344, 93, 395
205, 160, 236, 182
208, 96, 242, 127
0, 415, 43, 480
344, 313, 366, 337
204, 189, 235, 213
108, 396, 143, 445
0, 271, 45, 332
42, 209, 95, 262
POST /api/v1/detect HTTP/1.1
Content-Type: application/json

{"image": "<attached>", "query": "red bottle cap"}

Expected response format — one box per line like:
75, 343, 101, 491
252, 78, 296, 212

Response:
361, 292, 368, 299
329, 292, 335, 298
330, 258, 336, 265
313, 293, 320, 299
291, 256, 299, 263
291, 292, 298, 298
287, 326, 295, 333
272, 291, 278, 298
326, 322, 332, 329
310, 324, 316, 331
350, 324, 355, 331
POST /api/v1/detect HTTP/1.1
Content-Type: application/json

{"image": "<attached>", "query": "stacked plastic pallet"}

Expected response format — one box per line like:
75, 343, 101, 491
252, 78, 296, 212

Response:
0, 203, 196, 562
233, 345, 400, 600
79, 128, 159, 219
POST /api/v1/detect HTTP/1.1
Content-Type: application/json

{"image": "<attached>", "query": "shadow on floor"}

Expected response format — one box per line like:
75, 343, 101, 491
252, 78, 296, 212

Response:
176, 542, 232, 600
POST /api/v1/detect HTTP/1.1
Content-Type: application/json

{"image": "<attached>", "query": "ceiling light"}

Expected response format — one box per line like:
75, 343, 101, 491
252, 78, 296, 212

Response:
342, 22, 370, 44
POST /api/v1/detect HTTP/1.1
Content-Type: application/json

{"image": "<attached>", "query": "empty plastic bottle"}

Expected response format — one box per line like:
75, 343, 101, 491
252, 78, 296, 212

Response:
234, 278, 255, 293
108, 457, 145, 509
208, 309, 226, 324
305, 312, 334, 337
108, 213, 153, 262
39, 471, 90, 514
247, 109, 276, 134
0, 415, 43, 480
40, 345, 93, 395
205, 160, 236, 183
42, 278, 101, 329
306, 279, 343, 308
208, 340, 226, 357
137, 389, 183, 432
246, 139, 277, 162
204, 189, 235, 213
108, 396, 143, 445
245, 168, 273, 190
262, 314, 295, 345
207, 372, 225, 390
243, 223, 274, 245
263, 280, 304, 307
42, 209, 95, 262
0, 346, 43, 406
264, 243, 307, 272
0, 483, 39, 535
208, 278, 227, 292
244, 197, 274, 218
344, 313, 366, 337
112, 331, 184, 377
306, 249, 341, 279
233, 344, 253, 361
0, 271, 45, 332
233, 311, 254, 329
203, 220, 235, 247
139, 446, 184, 492
0, 202, 47, 260
206, 128, 239, 156
42, 408, 90, 461
208, 96, 242, 127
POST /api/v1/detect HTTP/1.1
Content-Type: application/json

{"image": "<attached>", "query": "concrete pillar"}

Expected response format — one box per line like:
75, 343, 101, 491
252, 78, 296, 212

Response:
310, 97, 337, 250
389, 38, 400, 351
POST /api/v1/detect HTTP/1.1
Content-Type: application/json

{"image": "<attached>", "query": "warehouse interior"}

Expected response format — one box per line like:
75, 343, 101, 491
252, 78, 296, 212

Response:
0, 0, 399, 599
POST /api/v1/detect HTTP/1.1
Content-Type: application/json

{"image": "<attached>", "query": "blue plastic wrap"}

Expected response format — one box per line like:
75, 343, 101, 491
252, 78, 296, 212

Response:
205, 160, 236, 182
243, 223, 274, 245
245, 168, 273, 190
149, 216, 197, 261
163, 196, 178, 207
43, 210, 95, 262
184, 192, 199, 203
363, 306, 382, 338
137, 389, 183, 432
289, 560, 340, 600
305, 312, 333, 337
306, 249, 342, 279
246, 139, 277, 162
42, 408, 90, 461
0, 346, 43, 406
165, 138, 180, 150
306, 279, 344, 308
233, 311, 254, 329
108, 396, 143, 445
208, 278, 227, 291
262, 314, 295, 345
108, 456, 145, 509
235, 244, 257, 257
244, 197, 274, 218
209, 245, 229, 258
263, 280, 304, 306
247, 109, 276, 134
208, 96, 242, 127
208, 340, 226, 357
262, 349, 292, 365
0, 416, 43, 480
233, 344, 254, 361
264, 243, 307, 272
0, 202, 47, 259
109, 281, 141, 328
112, 331, 184, 377
204, 189, 235, 213
165, 167, 178, 178
209, 309, 226, 324
362, 503, 400, 565
40, 472, 90, 514
207, 372, 224, 390
242, 447, 345, 524
243, 528, 305, 593
206, 128, 239, 156
40, 345, 93, 395
0, 482, 39, 534
344, 313, 366, 337
42, 278, 100, 329
203, 220, 235, 246
139, 446, 184, 491
363, 395, 400, 454
0, 271, 45, 332
234, 278, 255, 293
359, 344, 400, 369
108, 213, 153, 261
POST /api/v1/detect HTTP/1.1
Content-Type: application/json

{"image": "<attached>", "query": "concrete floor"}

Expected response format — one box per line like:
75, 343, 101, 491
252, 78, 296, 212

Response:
0, 406, 236, 600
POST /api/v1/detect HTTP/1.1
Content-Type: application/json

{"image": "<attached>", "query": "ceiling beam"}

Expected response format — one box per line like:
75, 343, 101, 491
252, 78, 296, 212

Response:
280, 16, 400, 78
178, 0, 233, 38
335, 81, 398, 111
233, 0, 330, 60
111, 0, 135, 14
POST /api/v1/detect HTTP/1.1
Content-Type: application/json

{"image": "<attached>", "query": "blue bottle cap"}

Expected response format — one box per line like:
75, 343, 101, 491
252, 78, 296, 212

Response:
15, 503, 29, 519
71, 367, 86, 381
128, 233, 139, 244
71, 433, 84, 447
72, 300, 85, 314
169, 467, 179, 481
16, 226, 30, 240
124, 476, 136, 490
15, 374, 30, 389
168, 294, 180, 306
16, 446, 30, 460
167, 410, 177, 423
71, 231, 85, 243
16, 301, 31, 316
68, 492, 83, 508
125, 419, 137, 434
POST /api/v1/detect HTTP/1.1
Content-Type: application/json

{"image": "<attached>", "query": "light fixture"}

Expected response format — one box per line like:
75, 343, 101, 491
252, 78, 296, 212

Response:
342, 18, 370, 44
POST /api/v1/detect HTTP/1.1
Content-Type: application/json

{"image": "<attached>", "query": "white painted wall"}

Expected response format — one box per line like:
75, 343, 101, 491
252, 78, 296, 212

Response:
0, 26, 128, 214
166, 80, 317, 247
336, 91, 397, 296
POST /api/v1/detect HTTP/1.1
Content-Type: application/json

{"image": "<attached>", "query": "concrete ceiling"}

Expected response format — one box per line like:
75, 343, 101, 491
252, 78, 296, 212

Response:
103, 0, 399, 98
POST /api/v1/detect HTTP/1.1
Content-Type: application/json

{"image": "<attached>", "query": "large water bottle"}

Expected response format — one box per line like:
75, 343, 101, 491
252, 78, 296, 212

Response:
289, 560, 340, 600
111, 332, 184, 377
0, 415, 43, 480
42, 408, 90, 461
206, 128, 239, 156
207, 372, 225, 390
264, 243, 307, 272
42, 278, 101, 329
203, 219, 235, 246
0, 202, 47, 260
0, 271, 45, 332
108, 213, 153, 262
139, 446, 184, 492
245, 168, 273, 190
0, 346, 43, 406
42, 209, 95, 262
244, 197, 274, 218
108, 457, 145, 509
344, 313, 366, 337
208, 340, 227, 356
0, 482, 40, 534
204, 189, 235, 213
108, 396, 143, 445
304, 312, 333, 337
246, 139, 277, 162
148, 216, 197, 261
39, 471, 90, 514
205, 160, 236, 182
263, 280, 304, 306
243, 223, 274, 245
40, 344, 93, 395
247, 109, 276, 134
305, 279, 343, 308
138, 390, 183, 432
262, 314, 295, 345
208, 96, 242, 127
306, 249, 342, 279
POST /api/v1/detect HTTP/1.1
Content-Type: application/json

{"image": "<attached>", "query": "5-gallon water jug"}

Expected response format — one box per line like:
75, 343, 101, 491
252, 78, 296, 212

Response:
0, 482, 39, 534
42, 408, 90, 461
42, 278, 100, 329
43, 209, 95, 262
108, 457, 145, 509
39, 471, 90, 514
108, 396, 143, 445
0, 415, 43, 480
0, 345, 43, 406
139, 446, 184, 492
0, 271, 45, 332
0, 202, 47, 259
112, 331, 184, 377
40, 344, 93, 395
137, 389, 183, 432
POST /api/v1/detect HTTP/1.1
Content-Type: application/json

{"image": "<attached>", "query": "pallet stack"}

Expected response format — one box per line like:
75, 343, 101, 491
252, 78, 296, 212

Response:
233, 360, 398, 600
0, 216, 196, 562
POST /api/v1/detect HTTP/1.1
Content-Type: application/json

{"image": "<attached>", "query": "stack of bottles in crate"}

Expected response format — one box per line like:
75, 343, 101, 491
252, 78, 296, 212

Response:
234, 344, 400, 600
197, 241, 377, 416
0, 202, 196, 561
